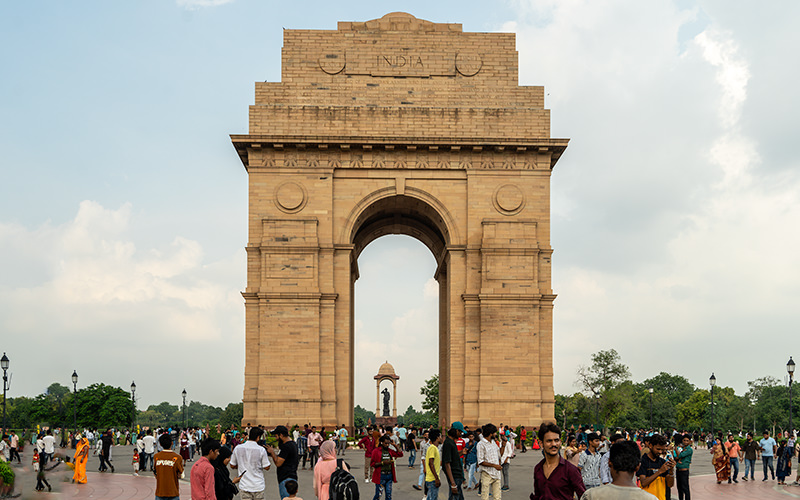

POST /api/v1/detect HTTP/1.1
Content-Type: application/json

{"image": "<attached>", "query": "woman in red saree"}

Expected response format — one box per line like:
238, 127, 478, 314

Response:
72, 435, 90, 484
711, 435, 730, 484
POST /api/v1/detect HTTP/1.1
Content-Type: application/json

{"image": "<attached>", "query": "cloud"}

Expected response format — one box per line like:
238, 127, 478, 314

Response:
0, 201, 245, 407
506, 0, 800, 396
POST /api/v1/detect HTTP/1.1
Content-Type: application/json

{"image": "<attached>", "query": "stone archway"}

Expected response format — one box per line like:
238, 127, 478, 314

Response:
231, 12, 567, 429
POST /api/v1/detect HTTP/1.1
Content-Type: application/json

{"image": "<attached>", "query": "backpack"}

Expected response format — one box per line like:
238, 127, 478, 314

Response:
329, 459, 359, 500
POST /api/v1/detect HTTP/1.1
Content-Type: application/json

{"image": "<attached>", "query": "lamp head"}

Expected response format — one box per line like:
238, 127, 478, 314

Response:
131, 381, 136, 393
649, 387, 653, 394
709, 373, 716, 387
182, 388, 187, 398
0, 353, 8, 371
71, 370, 78, 385
788, 357, 796, 375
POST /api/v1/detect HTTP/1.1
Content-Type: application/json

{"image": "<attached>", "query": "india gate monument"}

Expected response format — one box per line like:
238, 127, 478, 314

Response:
231, 12, 567, 429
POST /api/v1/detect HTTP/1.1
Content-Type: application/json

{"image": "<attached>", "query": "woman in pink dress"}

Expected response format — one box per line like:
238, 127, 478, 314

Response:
314, 441, 348, 500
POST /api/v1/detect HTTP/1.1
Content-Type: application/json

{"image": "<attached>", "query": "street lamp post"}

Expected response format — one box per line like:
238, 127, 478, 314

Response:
130, 381, 136, 430
788, 357, 795, 439
181, 389, 187, 428
1, 353, 9, 433
649, 387, 654, 430
71, 370, 78, 437
709, 373, 717, 438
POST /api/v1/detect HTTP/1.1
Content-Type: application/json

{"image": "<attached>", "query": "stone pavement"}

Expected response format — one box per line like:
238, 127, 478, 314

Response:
6, 444, 800, 499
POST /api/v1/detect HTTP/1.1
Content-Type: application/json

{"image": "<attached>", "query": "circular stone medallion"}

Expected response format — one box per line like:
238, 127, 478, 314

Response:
493, 184, 525, 215
456, 51, 482, 76
318, 52, 345, 75
275, 181, 307, 213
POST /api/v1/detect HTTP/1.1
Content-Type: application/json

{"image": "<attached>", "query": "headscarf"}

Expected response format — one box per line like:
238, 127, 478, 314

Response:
212, 446, 232, 472
320, 440, 336, 460
212, 446, 236, 500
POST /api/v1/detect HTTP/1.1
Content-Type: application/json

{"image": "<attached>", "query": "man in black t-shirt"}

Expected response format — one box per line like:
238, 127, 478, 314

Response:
741, 432, 759, 481
267, 425, 300, 500
442, 427, 465, 500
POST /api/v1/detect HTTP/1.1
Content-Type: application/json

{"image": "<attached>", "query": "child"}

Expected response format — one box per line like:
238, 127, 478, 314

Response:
132, 449, 140, 476
285, 479, 302, 500
34, 450, 61, 492
33, 450, 46, 491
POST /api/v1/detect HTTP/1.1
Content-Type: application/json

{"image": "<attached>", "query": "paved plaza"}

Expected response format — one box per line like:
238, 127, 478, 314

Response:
6, 444, 800, 499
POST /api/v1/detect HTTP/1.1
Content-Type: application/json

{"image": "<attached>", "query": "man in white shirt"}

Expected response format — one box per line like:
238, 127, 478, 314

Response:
231, 427, 271, 500
500, 433, 514, 491
142, 430, 156, 471
477, 424, 503, 500
42, 430, 56, 465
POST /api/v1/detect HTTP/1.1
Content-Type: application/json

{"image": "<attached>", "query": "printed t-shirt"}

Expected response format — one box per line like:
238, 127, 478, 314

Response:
760, 437, 777, 456
381, 449, 392, 474
397, 427, 407, 440
425, 443, 441, 482
637, 454, 667, 500
153, 450, 184, 498
441, 437, 464, 482
277, 439, 299, 483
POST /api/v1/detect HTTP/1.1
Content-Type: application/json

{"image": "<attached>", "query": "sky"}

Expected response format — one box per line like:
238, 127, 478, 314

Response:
1, 0, 798, 414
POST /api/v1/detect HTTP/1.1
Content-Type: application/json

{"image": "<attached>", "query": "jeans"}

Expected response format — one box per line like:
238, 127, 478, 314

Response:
365, 454, 372, 480
338, 440, 347, 455
676, 469, 690, 500
763, 456, 775, 479
467, 463, 478, 489
501, 463, 510, 488
448, 478, 464, 500
408, 449, 416, 467
278, 477, 294, 499
374, 473, 393, 500
418, 461, 426, 487
744, 458, 756, 479
425, 480, 439, 500
309, 446, 320, 467
730, 457, 739, 481
9, 448, 21, 463
142, 452, 154, 470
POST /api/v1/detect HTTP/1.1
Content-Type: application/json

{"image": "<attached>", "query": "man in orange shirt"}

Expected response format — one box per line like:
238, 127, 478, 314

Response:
154, 433, 184, 500
724, 434, 742, 483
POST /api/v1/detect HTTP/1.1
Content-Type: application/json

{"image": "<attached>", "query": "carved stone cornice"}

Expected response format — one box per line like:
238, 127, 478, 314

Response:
231, 135, 569, 170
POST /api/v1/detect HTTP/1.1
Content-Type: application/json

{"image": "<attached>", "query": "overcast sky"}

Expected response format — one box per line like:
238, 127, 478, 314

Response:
1, 0, 798, 415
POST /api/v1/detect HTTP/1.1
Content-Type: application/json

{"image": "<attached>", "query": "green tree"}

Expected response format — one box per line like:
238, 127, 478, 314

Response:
676, 389, 709, 430
74, 383, 135, 429
576, 349, 631, 430
576, 349, 631, 396
420, 374, 439, 422
641, 373, 695, 407
145, 402, 180, 426
354, 405, 376, 428
218, 402, 243, 430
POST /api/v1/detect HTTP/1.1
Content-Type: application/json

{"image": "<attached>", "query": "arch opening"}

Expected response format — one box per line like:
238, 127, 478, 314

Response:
351, 195, 450, 426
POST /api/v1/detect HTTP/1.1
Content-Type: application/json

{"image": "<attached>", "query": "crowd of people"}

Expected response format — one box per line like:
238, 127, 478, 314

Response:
2, 421, 799, 499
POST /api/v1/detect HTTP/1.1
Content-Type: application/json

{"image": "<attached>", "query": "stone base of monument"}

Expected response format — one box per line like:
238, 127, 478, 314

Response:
375, 416, 397, 428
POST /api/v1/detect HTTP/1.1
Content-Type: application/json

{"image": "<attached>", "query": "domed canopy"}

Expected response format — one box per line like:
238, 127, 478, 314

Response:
374, 361, 400, 380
